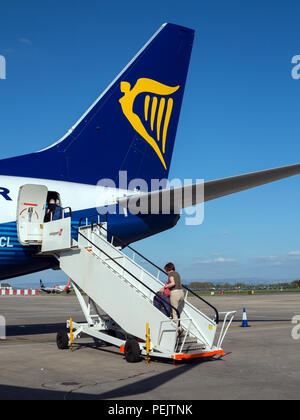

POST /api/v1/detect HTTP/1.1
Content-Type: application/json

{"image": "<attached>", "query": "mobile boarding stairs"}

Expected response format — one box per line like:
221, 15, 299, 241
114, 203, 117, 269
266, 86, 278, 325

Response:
17, 185, 236, 363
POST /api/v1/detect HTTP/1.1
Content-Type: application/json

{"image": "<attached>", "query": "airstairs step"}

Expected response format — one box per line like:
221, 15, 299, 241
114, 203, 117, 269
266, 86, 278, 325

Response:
176, 334, 206, 353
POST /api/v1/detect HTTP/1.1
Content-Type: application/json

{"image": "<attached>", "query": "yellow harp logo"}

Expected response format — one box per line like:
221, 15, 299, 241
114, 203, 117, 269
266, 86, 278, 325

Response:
119, 78, 180, 170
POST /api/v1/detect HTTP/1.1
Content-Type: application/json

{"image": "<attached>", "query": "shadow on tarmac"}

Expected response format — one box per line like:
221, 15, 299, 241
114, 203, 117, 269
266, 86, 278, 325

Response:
0, 357, 217, 400
5, 323, 81, 336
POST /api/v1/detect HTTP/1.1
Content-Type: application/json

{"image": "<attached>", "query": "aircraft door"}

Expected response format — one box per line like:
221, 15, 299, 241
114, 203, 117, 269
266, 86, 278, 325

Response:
17, 184, 48, 245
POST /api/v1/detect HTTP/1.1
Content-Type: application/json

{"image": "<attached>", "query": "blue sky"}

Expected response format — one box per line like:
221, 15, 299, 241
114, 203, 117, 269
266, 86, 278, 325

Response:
0, 0, 300, 286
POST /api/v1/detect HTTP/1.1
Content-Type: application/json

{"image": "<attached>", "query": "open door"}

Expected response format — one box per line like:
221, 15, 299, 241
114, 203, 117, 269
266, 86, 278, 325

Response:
17, 184, 48, 245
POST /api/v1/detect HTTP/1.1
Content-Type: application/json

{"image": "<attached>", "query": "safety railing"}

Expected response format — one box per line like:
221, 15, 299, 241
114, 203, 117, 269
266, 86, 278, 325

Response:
78, 214, 107, 228
77, 216, 220, 325
71, 224, 181, 323
45, 206, 72, 222
157, 317, 193, 353
62, 207, 72, 218
176, 318, 193, 353
216, 311, 236, 348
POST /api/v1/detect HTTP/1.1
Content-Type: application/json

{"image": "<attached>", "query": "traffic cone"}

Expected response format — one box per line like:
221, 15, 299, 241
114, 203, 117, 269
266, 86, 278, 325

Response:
241, 308, 250, 327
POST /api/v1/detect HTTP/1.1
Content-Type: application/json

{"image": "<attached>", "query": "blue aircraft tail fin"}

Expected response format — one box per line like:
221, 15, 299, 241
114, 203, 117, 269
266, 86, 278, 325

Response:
0, 23, 194, 188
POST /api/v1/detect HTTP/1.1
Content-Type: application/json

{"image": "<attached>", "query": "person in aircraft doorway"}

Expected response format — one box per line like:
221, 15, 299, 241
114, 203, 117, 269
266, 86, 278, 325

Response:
44, 198, 62, 222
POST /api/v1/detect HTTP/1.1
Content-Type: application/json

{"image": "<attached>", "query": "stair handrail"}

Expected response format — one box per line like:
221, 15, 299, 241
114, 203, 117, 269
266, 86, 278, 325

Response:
75, 214, 219, 324
71, 225, 181, 323
62, 207, 72, 218
78, 214, 107, 227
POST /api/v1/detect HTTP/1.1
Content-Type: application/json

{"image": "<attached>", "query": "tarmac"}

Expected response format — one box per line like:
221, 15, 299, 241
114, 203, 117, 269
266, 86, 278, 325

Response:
0, 293, 299, 400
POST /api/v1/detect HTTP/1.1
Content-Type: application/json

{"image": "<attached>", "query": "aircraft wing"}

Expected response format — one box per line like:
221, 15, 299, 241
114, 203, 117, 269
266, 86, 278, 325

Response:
118, 163, 300, 213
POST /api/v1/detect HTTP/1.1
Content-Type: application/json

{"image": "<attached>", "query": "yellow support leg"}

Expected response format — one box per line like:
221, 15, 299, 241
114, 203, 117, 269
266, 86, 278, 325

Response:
69, 317, 73, 352
145, 322, 150, 364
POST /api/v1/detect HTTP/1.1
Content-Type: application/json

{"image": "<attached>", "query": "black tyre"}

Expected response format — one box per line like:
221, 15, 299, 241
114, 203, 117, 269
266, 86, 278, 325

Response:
124, 339, 141, 363
56, 330, 69, 350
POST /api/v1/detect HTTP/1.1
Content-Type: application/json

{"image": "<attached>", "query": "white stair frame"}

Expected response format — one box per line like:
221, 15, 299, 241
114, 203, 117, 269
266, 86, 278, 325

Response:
37, 218, 235, 360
